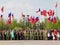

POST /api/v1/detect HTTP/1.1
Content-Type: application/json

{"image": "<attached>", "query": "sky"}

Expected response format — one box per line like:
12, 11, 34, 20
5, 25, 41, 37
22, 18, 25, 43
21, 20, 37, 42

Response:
0, 0, 60, 22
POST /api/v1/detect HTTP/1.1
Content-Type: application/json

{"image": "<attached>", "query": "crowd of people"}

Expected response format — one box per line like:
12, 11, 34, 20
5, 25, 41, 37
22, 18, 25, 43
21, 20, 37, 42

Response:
0, 29, 44, 40
47, 29, 60, 40
0, 29, 60, 40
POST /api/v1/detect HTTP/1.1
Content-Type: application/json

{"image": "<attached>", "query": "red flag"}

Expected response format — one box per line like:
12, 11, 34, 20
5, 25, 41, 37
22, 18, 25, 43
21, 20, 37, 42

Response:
1, 6, 4, 13
40, 10, 47, 16
28, 18, 30, 22
54, 29, 58, 35
55, 2, 58, 8
43, 10, 47, 16
48, 17, 50, 22
48, 16, 57, 24
0, 15, 3, 18
8, 13, 11, 25
48, 9, 55, 16
30, 16, 35, 24
31, 17, 35, 24
48, 16, 54, 22
8, 17, 11, 25
21, 12, 25, 17
35, 17, 39, 23
52, 17, 56, 24
41, 11, 43, 15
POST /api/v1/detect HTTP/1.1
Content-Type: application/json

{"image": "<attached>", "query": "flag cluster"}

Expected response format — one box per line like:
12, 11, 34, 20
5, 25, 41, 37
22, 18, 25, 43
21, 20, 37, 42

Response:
36, 8, 55, 17
21, 12, 39, 24
28, 16, 39, 24
48, 16, 56, 24
36, 8, 57, 24
8, 12, 14, 25
0, 6, 4, 19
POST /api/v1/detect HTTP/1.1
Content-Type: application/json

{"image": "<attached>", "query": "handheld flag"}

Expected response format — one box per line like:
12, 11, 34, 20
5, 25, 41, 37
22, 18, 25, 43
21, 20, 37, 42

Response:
35, 17, 39, 22
8, 13, 11, 25
1, 6, 4, 13
0, 15, 3, 18
40, 10, 47, 16
48, 9, 55, 16
43, 10, 47, 16
48, 17, 50, 22
8, 17, 11, 25
21, 12, 25, 17
52, 17, 56, 24
8, 12, 11, 17
48, 16, 56, 24
55, 2, 58, 8
36, 8, 40, 13
12, 14, 14, 18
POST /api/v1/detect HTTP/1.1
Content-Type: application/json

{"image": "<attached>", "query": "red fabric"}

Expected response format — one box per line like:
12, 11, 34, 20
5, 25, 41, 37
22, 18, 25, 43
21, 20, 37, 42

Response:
40, 10, 47, 16
35, 17, 39, 22
1, 6, 4, 13
43, 10, 47, 16
48, 10, 54, 16
8, 17, 11, 25
41, 11, 43, 15
31, 17, 35, 24
52, 17, 56, 24
30, 16, 35, 24
55, 2, 58, 8
28, 18, 30, 22
54, 30, 58, 35
21, 12, 25, 17
0, 15, 3, 18
29, 16, 39, 24
48, 17, 50, 22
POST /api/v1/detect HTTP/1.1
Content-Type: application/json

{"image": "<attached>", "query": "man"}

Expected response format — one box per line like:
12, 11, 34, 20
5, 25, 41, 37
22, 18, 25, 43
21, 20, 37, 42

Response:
0, 31, 3, 40
3, 31, 7, 40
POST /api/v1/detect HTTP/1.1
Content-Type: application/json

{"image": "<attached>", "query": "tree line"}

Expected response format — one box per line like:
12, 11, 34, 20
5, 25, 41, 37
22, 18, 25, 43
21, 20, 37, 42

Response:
0, 16, 60, 30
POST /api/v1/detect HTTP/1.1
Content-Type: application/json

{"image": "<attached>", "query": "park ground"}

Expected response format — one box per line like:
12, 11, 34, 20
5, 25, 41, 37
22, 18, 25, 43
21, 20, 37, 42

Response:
0, 40, 60, 45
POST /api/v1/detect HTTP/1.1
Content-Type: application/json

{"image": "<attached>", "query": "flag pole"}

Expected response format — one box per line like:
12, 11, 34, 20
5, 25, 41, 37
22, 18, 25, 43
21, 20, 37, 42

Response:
56, 2, 57, 17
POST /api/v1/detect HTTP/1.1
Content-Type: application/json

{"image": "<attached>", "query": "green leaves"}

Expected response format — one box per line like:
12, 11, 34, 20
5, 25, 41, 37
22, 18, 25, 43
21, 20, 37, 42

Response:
0, 16, 60, 30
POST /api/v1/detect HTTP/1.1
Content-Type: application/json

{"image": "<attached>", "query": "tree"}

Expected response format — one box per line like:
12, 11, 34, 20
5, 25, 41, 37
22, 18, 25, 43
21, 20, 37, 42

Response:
9, 19, 17, 29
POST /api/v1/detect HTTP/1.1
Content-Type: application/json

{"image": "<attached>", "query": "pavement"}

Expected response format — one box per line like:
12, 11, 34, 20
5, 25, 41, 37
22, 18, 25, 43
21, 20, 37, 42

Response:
0, 40, 60, 45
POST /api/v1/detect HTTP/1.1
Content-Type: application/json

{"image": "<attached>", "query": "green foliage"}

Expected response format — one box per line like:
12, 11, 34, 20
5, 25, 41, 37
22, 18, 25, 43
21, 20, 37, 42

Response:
0, 16, 60, 30
14, 27, 22, 30
43, 16, 60, 30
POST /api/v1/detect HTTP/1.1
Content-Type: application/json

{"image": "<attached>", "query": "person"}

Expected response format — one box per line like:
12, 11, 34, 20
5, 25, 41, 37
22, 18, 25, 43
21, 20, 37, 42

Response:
8, 30, 11, 40
10, 30, 15, 40
23, 30, 27, 40
3, 31, 7, 40
25, 30, 29, 40
53, 29, 58, 40
38, 30, 40, 40
14, 30, 18, 40
52, 32, 55, 40
0, 31, 3, 40
57, 32, 60, 40
6, 31, 9, 40
34, 30, 37, 40
47, 32, 50, 40
47, 31, 53, 40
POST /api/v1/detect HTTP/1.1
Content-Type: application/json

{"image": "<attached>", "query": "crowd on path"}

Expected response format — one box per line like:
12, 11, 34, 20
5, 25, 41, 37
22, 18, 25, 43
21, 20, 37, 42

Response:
0, 29, 60, 40
47, 29, 60, 40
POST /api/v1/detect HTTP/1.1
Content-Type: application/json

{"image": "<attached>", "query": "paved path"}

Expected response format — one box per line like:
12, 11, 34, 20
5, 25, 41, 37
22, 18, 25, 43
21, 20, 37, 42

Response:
0, 40, 60, 45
